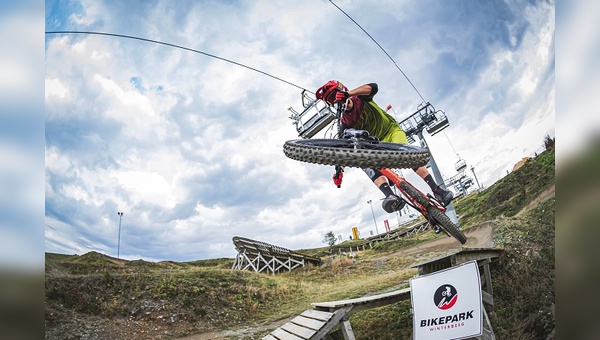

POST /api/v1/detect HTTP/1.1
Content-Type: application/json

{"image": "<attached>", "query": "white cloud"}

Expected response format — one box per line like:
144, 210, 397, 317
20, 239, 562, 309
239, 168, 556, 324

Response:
44, 0, 556, 261
45, 78, 69, 99
115, 171, 175, 207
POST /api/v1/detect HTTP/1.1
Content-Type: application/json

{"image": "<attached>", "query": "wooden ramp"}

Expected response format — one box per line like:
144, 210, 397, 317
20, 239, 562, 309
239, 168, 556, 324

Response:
262, 307, 352, 340
264, 247, 503, 339
312, 288, 411, 314
263, 289, 410, 340
232, 236, 321, 275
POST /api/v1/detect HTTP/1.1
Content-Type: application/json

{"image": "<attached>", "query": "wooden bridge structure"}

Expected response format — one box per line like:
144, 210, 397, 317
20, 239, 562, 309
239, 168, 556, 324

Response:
232, 218, 431, 275
231, 236, 322, 275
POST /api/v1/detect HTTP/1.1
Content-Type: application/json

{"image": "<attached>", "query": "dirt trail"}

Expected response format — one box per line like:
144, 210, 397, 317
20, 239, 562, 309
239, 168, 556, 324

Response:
517, 183, 555, 216
175, 321, 294, 340
375, 220, 497, 263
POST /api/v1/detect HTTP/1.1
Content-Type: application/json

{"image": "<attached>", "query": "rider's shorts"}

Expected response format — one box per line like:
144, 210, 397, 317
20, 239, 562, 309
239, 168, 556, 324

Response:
382, 126, 408, 144
363, 125, 409, 180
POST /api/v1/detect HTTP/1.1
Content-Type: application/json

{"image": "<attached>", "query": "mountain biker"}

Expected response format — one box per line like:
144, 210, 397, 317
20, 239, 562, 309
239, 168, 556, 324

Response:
315, 80, 454, 213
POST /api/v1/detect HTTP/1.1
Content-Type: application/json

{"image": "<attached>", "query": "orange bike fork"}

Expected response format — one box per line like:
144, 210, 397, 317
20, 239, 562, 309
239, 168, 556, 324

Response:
379, 168, 405, 188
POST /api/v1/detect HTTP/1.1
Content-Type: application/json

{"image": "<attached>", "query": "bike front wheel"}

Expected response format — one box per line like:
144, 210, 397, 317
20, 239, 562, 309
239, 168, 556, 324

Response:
283, 139, 430, 169
427, 206, 468, 244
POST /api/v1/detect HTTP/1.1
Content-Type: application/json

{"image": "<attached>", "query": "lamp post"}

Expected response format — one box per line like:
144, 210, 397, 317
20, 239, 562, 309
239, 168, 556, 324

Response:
367, 200, 378, 235
117, 211, 123, 259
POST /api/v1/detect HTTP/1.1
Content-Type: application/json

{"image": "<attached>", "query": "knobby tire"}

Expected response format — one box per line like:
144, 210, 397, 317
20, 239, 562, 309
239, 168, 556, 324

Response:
399, 182, 467, 245
426, 206, 467, 244
283, 139, 430, 169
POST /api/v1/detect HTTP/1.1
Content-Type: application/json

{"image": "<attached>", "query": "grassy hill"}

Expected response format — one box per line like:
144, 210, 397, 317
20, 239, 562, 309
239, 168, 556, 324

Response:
455, 149, 554, 228
45, 149, 555, 339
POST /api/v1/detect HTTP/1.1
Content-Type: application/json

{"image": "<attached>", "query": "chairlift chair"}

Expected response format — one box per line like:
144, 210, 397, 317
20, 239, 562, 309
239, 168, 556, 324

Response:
288, 90, 337, 139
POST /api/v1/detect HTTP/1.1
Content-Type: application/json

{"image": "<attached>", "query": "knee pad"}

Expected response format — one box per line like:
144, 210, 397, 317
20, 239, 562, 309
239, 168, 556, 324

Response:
363, 168, 383, 182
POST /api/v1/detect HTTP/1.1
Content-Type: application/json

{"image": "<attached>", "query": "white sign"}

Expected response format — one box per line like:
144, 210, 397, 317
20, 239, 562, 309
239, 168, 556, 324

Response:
410, 261, 482, 340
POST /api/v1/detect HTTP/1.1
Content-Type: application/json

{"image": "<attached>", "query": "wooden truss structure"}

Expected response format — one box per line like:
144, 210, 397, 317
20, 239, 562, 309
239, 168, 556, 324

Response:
232, 236, 321, 275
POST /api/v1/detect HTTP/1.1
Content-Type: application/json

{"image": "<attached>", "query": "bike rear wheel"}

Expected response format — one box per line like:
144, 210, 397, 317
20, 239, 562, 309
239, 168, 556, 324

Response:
399, 181, 467, 244
283, 139, 430, 169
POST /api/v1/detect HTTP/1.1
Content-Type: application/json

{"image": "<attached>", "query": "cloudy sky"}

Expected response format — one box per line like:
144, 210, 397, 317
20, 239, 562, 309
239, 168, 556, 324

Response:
43, 0, 555, 262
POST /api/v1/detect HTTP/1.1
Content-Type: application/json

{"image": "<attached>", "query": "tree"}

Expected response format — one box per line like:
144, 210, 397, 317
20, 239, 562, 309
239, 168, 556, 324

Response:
322, 231, 337, 246
544, 134, 555, 150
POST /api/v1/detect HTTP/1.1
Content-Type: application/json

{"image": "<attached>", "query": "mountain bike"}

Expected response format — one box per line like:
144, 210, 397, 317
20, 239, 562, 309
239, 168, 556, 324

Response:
283, 101, 467, 245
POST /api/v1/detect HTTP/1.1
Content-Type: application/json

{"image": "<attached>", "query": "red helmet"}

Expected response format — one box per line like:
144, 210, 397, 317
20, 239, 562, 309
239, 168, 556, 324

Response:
315, 80, 348, 105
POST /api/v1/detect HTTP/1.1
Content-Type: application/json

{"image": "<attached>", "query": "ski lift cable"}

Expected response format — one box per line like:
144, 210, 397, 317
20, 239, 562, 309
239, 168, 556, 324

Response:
45, 30, 311, 92
329, 2, 467, 168
328, 0, 426, 103
443, 130, 460, 158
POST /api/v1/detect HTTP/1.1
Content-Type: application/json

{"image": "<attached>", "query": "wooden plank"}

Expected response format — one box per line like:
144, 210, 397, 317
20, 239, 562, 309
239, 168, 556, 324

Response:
264, 308, 344, 340
290, 315, 327, 331
300, 309, 334, 321
480, 303, 497, 340
340, 319, 356, 340
483, 262, 494, 295
270, 328, 305, 340
312, 288, 410, 314
281, 322, 317, 339
309, 307, 352, 340
313, 288, 410, 308
262, 335, 278, 340
410, 248, 502, 270
482, 290, 494, 306
453, 251, 501, 266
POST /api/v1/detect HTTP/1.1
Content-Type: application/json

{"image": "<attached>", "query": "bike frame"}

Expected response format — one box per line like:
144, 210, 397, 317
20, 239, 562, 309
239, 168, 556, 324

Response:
379, 168, 446, 216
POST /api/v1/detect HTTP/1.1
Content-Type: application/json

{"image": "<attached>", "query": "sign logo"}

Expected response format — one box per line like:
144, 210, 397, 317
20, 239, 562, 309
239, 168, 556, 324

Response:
434, 284, 458, 310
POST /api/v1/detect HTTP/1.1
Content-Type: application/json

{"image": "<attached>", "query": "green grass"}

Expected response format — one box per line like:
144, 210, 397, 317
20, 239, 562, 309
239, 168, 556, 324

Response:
491, 198, 555, 339
455, 148, 554, 228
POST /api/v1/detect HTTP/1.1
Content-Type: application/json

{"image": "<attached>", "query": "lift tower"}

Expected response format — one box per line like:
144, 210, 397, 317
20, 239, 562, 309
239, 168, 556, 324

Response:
395, 102, 460, 226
